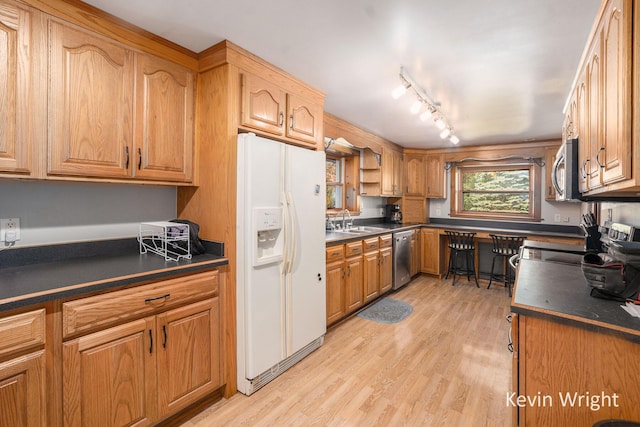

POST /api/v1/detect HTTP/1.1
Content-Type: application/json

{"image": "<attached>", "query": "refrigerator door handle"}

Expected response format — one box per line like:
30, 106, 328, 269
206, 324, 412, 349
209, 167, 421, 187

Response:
281, 191, 290, 273
286, 191, 297, 274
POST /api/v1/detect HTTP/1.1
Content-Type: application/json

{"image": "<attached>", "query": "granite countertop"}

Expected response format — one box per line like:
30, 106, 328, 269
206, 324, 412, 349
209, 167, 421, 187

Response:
511, 257, 640, 340
0, 238, 228, 312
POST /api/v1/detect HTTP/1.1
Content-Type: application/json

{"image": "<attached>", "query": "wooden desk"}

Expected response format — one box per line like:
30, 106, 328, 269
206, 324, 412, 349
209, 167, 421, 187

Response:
420, 227, 584, 282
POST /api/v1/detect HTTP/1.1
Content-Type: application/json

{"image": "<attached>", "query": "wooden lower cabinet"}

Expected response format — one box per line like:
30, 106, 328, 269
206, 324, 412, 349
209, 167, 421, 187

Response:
513, 314, 640, 426
420, 228, 441, 275
363, 250, 380, 303
63, 297, 220, 426
325, 260, 345, 325
326, 235, 395, 326
0, 306, 47, 427
379, 247, 393, 293
63, 317, 156, 426
0, 350, 46, 427
344, 255, 364, 314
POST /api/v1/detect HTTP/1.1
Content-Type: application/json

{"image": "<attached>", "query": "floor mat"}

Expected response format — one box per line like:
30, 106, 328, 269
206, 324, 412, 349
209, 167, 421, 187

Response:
356, 297, 413, 324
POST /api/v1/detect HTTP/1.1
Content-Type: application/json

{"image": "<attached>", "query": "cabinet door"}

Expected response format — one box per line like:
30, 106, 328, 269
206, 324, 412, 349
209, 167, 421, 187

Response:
156, 298, 220, 418
601, 0, 631, 185
344, 256, 363, 313
134, 53, 194, 182
420, 228, 440, 275
326, 261, 345, 325
240, 73, 285, 137
586, 38, 602, 190
48, 20, 134, 179
379, 247, 393, 293
576, 80, 589, 193
380, 147, 395, 196
0, 0, 34, 176
63, 317, 156, 427
0, 350, 45, 427
363, 251, 379, 303
425, 154, 445, 198
404, 154, 425, 196
285, 93, 321, 147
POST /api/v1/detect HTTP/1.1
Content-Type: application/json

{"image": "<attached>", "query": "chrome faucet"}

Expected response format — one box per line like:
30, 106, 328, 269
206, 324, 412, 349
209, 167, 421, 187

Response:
341, 209, 352, 230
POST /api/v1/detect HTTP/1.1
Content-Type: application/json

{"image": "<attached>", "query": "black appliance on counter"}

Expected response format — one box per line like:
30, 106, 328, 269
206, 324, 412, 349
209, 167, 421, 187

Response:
385, 204, 402, 223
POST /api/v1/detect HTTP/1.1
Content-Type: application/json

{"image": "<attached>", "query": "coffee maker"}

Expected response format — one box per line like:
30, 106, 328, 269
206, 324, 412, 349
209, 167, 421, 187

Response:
385, 204, 403, 223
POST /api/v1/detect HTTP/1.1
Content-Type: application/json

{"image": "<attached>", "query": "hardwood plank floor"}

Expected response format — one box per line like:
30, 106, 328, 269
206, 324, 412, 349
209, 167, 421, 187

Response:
181, 275, 513, 426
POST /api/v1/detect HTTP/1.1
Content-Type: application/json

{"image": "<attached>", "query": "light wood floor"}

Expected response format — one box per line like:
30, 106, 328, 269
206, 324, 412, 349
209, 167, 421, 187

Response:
182, 275, 513, 426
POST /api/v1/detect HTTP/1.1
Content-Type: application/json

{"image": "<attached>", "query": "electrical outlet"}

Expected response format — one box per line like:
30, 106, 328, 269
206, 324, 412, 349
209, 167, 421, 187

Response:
379, 208, 385, 216
554, 214, 561, 222
1, 218, 20, 242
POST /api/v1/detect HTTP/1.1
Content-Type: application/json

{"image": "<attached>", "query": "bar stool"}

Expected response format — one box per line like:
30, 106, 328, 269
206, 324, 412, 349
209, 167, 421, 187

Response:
444, 231, 479, 287
488, 234, 525, 296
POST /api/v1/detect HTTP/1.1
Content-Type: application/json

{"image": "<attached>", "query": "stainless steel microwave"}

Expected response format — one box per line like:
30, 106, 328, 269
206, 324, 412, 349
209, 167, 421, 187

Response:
551, 138, 581, 201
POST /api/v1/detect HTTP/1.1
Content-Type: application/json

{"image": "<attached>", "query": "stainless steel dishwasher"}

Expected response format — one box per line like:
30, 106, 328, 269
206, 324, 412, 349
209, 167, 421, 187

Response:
392, 230, 413, 290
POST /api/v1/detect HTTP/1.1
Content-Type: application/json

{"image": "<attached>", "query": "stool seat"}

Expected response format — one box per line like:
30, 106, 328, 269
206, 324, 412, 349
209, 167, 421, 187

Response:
444, 231, 479, 287
488, 234, 525, 296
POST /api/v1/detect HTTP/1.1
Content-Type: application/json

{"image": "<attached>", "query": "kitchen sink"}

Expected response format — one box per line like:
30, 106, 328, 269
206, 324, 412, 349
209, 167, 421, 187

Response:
334, 226, 389, 234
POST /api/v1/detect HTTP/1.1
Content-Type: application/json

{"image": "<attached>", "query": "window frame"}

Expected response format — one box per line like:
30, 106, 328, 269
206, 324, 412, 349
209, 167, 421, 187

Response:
450, 161, 541, 222
326, 155, 344, 211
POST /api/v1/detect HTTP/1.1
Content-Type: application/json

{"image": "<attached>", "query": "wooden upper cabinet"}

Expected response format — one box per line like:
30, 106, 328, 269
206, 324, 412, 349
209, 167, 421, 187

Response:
586, 37, 602, 190
425, 154, 445, 198
381, 147, 402, 196
0, 0, 35, 177
575, 80, 589, 193
241, 73, 285, 136
601, 0, 631, 185
285, 93, 322, 146
134, 53, 194, 182
240, 71, 323, 148
404, 154, 425, 197
48, 18, 195, 184
48, 19, 134, 179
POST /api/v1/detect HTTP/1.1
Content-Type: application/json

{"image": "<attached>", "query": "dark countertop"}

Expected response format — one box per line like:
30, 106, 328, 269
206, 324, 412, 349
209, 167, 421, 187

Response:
326, 220, 584, 245
325, 223, 421, 244
511, 257, 640, 340
420, 223, 584, 240
0, 239, 228, 312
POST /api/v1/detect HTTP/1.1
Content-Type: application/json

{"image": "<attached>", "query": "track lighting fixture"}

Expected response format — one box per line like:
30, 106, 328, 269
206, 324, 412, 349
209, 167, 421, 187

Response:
392, 66, 459, 144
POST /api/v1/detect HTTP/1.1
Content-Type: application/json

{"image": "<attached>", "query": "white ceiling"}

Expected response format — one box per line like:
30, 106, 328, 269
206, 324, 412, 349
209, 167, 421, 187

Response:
83, 0, 601, 149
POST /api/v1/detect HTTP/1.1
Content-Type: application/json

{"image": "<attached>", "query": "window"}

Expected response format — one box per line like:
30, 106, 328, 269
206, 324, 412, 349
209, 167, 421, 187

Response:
326, 157, 343, 209
451, 162, 541, 221
326, 153, 360, 212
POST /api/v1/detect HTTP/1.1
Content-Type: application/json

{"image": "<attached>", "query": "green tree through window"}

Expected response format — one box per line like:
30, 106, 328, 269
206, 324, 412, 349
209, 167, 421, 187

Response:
452, 163, 541, 221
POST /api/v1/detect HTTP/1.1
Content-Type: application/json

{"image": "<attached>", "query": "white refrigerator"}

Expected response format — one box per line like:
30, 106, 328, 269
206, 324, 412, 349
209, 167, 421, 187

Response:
236, 133, 327, 395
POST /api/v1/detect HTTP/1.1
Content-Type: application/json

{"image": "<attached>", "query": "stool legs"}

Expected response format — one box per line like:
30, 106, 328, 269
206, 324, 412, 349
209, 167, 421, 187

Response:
448, 248, 479, 287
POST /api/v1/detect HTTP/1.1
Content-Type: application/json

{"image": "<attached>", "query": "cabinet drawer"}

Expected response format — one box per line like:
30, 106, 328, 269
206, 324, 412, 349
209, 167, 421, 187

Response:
379, 234, 393, 248
0, 308, 46, 358
326, 245, 345, 262
345, 241, 363, 257
62, 270, 218, 338
363, 237, 379, 251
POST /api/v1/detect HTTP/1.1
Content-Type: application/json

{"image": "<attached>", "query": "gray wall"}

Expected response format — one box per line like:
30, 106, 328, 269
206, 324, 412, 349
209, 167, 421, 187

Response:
599, 201, 640, 226
0, 180, 176, 247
